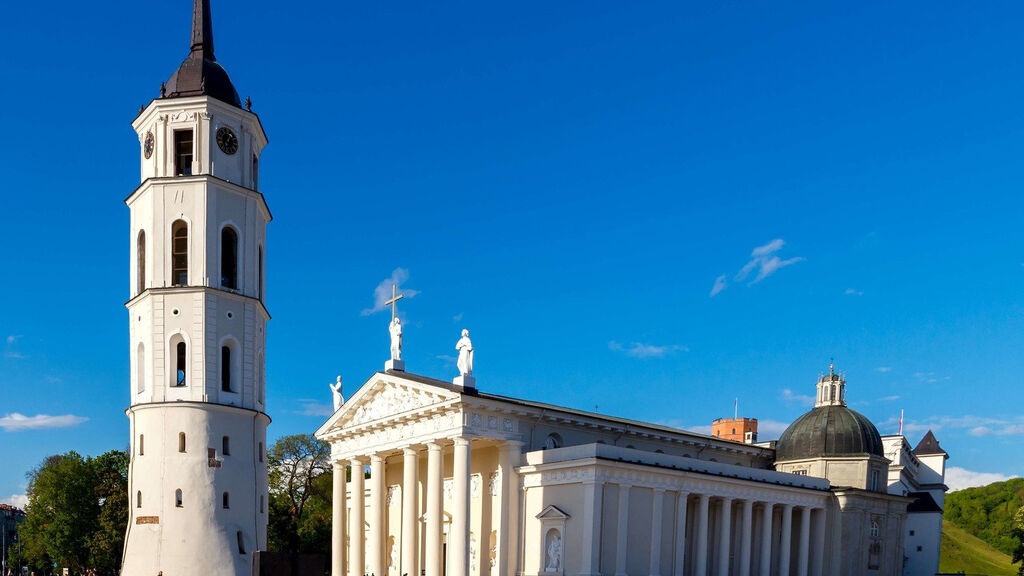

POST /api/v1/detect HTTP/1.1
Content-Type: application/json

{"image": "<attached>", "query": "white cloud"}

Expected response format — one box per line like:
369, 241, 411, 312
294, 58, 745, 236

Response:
755, 419, 792, 440
712, 239, 804, 296
1, 494, 28, 509
360, 268, 420, 316
945, 467, 1017, 492
0, 413, 88, 432
709, 274, 728, 297
5, 335, 19, 344
608, 341, 688, 359
879, 414, 1024, 438
296, 402, 333, 418
781, 388, 815, 407
435, 354, 458, 366
844, 288, 863, 296
735, 239, 805, 285
875, 366, 893, 373
879, 395, 901, 402
452, 313, 463, 323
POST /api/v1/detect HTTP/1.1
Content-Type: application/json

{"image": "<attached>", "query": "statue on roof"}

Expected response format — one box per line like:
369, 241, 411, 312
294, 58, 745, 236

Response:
330, 376, 344, 411
389, 317, 403, 361
456, 329, 474, 377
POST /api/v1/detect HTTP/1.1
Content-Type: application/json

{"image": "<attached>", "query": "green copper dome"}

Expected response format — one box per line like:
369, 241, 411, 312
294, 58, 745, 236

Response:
775, 404, 884, 462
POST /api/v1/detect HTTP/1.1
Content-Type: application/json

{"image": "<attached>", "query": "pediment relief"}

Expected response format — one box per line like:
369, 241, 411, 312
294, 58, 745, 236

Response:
536, 505, 570, 520
342, 379, 455, 428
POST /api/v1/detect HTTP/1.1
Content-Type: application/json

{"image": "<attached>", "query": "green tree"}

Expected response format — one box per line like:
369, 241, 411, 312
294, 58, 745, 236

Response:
267, 434, 332, 555
1012, 505, 1024, 575
13, 450, 129, 576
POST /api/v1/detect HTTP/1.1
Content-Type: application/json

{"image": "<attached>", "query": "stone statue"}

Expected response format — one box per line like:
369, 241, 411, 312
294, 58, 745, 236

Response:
330, 376, 344, 411
456, 329, 474, 376
545, 533, 561, 572
389, 317, 402, 361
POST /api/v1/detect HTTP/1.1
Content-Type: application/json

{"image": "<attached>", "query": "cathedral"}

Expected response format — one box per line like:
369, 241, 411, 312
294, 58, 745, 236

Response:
119, 2, 948, 576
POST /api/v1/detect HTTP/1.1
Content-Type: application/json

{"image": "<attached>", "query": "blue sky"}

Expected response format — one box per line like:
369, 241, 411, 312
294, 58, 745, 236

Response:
2, 1, 1023, 503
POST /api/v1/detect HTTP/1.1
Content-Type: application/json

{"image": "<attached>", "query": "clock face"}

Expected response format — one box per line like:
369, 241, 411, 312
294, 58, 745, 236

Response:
143, 131, 154, 159
216, 126, 239, 155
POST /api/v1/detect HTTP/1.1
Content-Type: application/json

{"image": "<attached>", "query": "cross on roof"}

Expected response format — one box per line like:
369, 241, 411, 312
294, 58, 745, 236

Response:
385, 284, 405, 321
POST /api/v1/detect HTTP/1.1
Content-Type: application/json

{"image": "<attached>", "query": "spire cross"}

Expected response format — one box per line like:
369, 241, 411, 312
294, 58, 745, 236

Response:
385, 284, 405, 321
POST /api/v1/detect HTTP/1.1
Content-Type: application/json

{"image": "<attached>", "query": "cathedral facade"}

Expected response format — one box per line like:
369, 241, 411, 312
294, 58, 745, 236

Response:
315, 367, 947, 576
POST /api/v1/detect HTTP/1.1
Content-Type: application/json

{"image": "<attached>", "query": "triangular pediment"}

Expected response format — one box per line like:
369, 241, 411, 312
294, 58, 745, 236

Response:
315, 372, 460, 438
536, 505, 570, 520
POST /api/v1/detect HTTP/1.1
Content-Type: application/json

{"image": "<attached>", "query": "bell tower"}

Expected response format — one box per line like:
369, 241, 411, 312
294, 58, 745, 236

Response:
122, 1, 271, 574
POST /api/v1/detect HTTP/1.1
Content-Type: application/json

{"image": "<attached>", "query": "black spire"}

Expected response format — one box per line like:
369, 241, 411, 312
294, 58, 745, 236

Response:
162, 0, 242, 108
190, 0, 216, 60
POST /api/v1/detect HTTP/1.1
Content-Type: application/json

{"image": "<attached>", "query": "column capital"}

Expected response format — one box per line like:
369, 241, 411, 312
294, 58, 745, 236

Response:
348, 456, 366, 465
653, 487, 666, 495
402, 446, 419, 456
369, 452, 385, 463
451, 436, 471, 447
426, 440, 443, 451
698, 492, 710, 502
332, 460, 346, 471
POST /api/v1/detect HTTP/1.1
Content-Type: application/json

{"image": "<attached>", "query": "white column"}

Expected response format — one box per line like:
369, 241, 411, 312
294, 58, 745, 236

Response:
650, 488, 665, 576
580, 480, 604, 576
615, 484, 631, 576
717, 497, 732, 576
694, 494, 710, 576
778, 504, 793, 576
739, 499, 753, 576
810, 508, 826, 576
402, 448, 419, 576
426, 442, 443, 576
350, 458, 365, 576
797, 507, 811, 576
451, 437, 471, 576
332, 461, 347, 576
503, 442, 523, 576
758, 503, 773, 576
673, 492, 689, 576
369, 454, 385, 576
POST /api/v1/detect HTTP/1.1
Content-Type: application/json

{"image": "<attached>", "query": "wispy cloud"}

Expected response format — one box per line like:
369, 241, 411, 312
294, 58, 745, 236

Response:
879, 395, 901, 402
4, 335, 24, 359
844, 288, 863, 296
435, 354, 458, 367
608, 341, 688, 359
946, 467, 1017, 492
0, 413, 88, 432
781, 388, 815, 407
360, 268, 420, 316
5, 335, 20, 345
875, 366, 893, 373
709, 275, 728, 297
452, 313, 464, 323
710, 239, 804, 296
879, 414, 1024, 437
0, 494, 28, 509
295, 401, 333, 418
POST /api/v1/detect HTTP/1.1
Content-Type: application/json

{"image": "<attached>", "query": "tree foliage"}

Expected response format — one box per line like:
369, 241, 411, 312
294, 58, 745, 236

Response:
12, 450, 128, 576
1013, 505, 1024, 575
267, 434, 332, 555
945, 477, 1024, 559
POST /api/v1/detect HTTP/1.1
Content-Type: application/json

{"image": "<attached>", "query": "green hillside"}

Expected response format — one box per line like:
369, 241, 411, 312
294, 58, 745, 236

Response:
945, 478, 1024, 556
940, 519, 1017, 576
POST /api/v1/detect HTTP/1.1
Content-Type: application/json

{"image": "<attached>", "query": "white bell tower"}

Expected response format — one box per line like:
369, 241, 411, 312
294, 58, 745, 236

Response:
122, 1, 271, 574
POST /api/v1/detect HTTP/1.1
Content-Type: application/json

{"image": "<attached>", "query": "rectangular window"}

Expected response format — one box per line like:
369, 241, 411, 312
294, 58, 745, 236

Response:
221, 346, 231, 392
252, 155, 259, 190
174, 130, 194, 176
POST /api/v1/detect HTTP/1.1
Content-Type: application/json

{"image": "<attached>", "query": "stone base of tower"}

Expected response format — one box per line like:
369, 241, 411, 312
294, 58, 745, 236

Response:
123, 402, 269, 576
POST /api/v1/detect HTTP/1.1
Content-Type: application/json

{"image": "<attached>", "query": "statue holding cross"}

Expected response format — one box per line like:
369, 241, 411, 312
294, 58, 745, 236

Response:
385, 284, 406, 371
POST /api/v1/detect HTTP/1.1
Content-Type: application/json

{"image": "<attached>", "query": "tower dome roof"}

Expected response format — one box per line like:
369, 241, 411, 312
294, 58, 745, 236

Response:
162, 0, 242, 108
774, 365, 884, 461
775, 404, 884, 461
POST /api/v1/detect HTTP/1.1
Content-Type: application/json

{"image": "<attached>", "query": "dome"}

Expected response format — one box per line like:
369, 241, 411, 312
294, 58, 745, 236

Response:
160, 0, 242, 109
775, 404, 884, 462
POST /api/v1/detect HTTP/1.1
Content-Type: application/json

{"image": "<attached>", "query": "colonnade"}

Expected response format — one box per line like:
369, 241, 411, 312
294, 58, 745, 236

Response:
601, 484, 826, 576
331, 438, 521, 576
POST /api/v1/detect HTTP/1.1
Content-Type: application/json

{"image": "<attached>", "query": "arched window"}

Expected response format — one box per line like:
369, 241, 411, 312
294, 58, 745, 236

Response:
257, 245, 264, 300
136, 491, 142, 508
544, 433, 563, 450
221, 227, 238, 290
221, 345, 232, 392
171, 221, 188, 286
258, 442, 264, 463
175, 341, 187, 387
136, 342, 146, 393
139, 434, 144, 456
870, 521, 880, 538
178, 432, 186, 453
137, 230, 146, 294
237, 531, 246, 554
222, 436, 231, 456
222, 492, 230, 509
175, 489, 183, 508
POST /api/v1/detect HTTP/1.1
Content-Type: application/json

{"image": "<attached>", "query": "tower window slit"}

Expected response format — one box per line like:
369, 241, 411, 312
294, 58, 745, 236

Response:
178, 432, 186, 453
221, 227, 238, 290
137, 230, 146, 294
222, 435, 230, 456
139, 434, 144, 456
221, 346, 231, 392
136, 491, 142, 508
175, 489, 183, 508
176, 341, 187, 386
223, 492, 230, 509
171, 221, 188, 286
